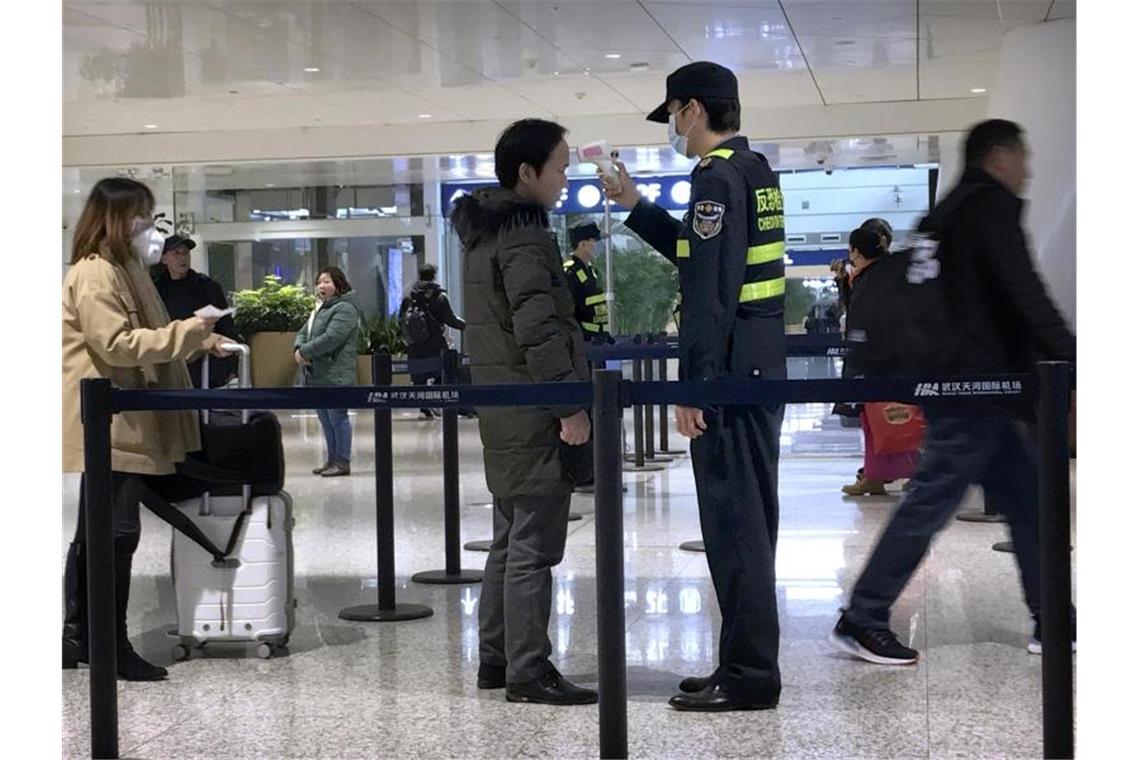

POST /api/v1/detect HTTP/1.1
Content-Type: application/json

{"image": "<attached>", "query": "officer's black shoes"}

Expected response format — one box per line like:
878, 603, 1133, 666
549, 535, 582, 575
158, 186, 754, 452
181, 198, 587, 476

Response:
505, 667, 598, 705
477, 663, 506, 689
1028, 613, 1077, 655
668, 684, 778, 712
830, 612, 919, 665
678, 674, 711, 693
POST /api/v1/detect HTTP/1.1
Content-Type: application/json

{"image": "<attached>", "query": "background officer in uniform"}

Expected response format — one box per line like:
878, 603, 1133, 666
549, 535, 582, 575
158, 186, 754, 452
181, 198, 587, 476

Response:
562, 221, 611, 342
601, 61, 786, 712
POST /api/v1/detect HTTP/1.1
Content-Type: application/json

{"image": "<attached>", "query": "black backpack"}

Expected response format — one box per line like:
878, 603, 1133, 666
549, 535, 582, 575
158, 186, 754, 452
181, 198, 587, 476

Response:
400, 291, 441, 345
846, 184, 983, 377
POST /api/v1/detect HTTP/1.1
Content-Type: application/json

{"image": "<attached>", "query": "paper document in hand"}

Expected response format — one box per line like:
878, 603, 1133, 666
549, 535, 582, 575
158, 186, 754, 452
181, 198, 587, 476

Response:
194, 305, 236, 319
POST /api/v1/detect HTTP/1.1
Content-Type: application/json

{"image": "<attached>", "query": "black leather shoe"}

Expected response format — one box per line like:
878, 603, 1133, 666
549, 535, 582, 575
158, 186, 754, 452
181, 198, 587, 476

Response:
668, 684, 778, 712
477, 663, 506, 689
678, 673, 715, 693
506, 668, 598, 705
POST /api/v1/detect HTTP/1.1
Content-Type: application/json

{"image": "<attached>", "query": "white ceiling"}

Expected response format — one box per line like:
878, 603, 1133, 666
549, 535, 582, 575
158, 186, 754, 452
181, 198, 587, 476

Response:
63, 0, 1073, 140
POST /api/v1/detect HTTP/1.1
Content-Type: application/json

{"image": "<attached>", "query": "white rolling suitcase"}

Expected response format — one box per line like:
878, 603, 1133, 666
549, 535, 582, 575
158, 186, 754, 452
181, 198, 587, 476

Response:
170, 345, 296, 660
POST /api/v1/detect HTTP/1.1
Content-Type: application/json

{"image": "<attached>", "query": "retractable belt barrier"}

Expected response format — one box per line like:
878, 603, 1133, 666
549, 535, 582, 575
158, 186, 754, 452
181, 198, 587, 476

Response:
79, 361, 1073, 760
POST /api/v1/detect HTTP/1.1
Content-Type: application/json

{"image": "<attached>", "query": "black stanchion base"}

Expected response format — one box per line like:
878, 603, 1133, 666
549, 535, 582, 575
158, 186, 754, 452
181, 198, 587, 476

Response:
956, 511, 1006, 523
464, 540, 493, 552
659, 448, 688, 456
992, 541, 1015, 553
411, 569, 484, 585
568, 512, 584, 522
623, 463, 667, 473
574, 485, 628, 494
679, 540, 706, 553
624, 454, 674, 464
338, 603, 434, 622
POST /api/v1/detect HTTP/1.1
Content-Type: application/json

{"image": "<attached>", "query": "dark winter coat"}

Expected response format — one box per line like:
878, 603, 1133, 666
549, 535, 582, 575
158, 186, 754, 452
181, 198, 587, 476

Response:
398, 280, 465, 361
451, 187, 590, 498
294, 292, 362, 387
152, 267, 242, 387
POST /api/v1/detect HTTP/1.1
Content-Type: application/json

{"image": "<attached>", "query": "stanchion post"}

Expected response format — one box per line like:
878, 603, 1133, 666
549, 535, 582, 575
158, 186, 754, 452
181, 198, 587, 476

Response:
631, 355, 645, 467
339, 352, 433, 622
81, 378, 119, 760
1037, 361, 1074, 759
412, 350, 483, 585
593, 369, 628, 759
644, 338, 656, 460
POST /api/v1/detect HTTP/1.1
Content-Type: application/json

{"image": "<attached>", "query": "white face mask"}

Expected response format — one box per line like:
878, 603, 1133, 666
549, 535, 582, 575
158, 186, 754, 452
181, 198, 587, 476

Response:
667, 102, 695, 157
130, 219, 165, 265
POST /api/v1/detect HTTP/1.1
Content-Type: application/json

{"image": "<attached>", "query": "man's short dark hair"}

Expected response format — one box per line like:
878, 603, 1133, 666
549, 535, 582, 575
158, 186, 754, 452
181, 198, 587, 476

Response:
677, 96, 741, 133
494, 118, 568, 189
418, 263, 437, 282
964, 119, 1025, 166
859, 217, 893, 248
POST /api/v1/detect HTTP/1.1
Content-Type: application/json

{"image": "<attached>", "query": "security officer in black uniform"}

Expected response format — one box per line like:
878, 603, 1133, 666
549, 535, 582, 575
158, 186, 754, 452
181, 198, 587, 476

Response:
601, 61, 786, 712
562, 221, 611, 342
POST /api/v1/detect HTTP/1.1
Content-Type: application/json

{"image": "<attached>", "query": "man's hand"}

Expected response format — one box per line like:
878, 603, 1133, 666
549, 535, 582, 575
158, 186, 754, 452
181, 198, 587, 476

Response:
559, 409, 591, 446
294, 349, 310, 366
597, 159, 642, 210
675, 405, 708, 439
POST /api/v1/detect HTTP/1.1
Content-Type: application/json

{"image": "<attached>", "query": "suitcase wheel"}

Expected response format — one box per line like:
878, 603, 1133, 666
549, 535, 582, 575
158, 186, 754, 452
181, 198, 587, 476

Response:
256, 643, 274, 659
172, 644, 191, 661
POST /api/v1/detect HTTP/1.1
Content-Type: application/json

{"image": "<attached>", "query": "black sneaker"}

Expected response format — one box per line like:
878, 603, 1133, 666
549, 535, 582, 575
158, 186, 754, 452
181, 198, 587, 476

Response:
1028, 616, 1077, 655
312, 462, 332, 475
830, 612, 918, 665
506, 667, 597, 705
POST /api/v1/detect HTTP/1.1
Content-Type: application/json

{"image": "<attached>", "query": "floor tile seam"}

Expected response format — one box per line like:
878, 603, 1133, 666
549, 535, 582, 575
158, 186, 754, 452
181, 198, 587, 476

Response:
922, 558, 933, 760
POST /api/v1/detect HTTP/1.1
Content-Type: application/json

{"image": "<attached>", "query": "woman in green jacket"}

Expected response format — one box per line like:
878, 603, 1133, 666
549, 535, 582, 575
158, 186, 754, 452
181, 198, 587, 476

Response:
294, 267, 362, 477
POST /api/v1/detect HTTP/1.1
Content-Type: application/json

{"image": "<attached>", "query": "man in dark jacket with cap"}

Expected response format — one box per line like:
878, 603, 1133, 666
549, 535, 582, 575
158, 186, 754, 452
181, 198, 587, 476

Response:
602, 61, 786, 712
398, 263, 467, 419
152, 235, 242, 388
562, 221, 611, 342
451, 118, 597, 706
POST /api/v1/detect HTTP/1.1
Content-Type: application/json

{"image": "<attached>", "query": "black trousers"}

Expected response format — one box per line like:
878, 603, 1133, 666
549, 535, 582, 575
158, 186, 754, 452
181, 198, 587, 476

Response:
72, 472, 143, 553
690, 402, 784, 702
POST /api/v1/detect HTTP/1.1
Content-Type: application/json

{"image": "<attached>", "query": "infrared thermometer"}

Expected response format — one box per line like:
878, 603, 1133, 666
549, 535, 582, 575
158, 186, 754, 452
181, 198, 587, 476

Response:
577, 140, 620, 183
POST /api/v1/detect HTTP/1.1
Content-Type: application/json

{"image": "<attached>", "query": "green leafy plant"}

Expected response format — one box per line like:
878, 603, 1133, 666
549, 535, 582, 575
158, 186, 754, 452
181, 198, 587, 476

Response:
356, 315, 407, 356
232, 275, 315, 335
608, 244, 679, 336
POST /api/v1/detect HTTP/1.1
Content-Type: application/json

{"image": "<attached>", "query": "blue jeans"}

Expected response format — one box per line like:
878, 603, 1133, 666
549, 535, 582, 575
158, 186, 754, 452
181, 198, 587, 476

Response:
845, 403, 1041, 630
316, 408, 352, 465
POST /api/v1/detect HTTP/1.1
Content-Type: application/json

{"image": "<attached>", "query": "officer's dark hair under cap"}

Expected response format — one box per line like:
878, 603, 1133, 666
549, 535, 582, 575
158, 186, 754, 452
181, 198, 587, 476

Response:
647, 61, 739, 124
569, 221, 603, 248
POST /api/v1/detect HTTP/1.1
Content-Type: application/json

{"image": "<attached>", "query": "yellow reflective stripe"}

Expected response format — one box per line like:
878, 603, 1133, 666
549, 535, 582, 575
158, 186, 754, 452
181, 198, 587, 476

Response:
705, 148, 735, 160
576, 269, 588, 283
562, 259, 574, 269
746, 241, 786, 265
739, 277, 786, 302
582, 321, 602, 332
676, 239, 690, 258
585, 293, 607, 306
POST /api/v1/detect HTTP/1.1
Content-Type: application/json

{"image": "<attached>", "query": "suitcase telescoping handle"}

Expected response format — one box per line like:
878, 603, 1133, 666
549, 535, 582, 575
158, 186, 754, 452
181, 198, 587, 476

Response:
200, 342, 253, 519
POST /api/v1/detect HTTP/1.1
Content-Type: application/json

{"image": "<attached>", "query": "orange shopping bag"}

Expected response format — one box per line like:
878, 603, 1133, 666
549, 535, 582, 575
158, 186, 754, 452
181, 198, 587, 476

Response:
864, 402, 926, 456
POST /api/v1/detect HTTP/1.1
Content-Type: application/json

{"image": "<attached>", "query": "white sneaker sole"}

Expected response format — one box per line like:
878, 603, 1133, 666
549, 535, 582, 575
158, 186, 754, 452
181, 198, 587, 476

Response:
1027, 640, 1076, 655
829, 631, 919, 666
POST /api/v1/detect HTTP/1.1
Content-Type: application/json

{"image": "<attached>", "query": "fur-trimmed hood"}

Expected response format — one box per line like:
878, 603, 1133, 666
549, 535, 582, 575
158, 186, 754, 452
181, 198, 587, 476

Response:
449, 187, 550, 250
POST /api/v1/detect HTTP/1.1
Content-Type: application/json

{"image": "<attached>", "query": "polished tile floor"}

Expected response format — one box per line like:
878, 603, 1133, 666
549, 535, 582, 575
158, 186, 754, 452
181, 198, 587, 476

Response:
61, 400, 1072, 759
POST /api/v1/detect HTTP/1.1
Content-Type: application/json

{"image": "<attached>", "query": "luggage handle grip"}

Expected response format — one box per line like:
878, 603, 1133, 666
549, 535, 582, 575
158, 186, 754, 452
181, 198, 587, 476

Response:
201, 342, 252, 425
211, 558, 241, 569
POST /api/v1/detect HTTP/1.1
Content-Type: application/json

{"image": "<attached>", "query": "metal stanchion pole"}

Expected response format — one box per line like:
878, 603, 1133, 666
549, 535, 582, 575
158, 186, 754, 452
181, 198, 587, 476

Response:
413, 350, 483, 584
957, 491, 1005, 523
81, 378, 118, 760
340, 352, 433, 622
624, 346, 664, 473
1038, 361, 1074, 759
593, 369, 628, 759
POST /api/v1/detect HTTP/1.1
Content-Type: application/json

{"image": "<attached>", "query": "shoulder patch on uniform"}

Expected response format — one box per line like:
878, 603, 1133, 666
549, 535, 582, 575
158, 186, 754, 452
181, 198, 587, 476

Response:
692, 200, 725, 240
697, 157, 712, 170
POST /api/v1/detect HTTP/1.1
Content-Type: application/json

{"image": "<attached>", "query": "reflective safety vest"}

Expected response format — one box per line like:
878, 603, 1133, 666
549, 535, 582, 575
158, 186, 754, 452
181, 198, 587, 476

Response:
562, 255, 610, 337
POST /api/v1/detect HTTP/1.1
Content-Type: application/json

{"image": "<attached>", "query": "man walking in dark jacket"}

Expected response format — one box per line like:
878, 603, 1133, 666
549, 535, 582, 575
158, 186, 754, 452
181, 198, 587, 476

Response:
152, 235, 242, 388
399, 264, 466, 419
450, 118, 596, 706
830, 119, 1077, 665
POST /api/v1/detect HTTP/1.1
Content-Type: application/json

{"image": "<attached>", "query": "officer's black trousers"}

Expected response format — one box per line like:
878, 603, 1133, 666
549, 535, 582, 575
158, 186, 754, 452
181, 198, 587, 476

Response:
691, 402, 784, 702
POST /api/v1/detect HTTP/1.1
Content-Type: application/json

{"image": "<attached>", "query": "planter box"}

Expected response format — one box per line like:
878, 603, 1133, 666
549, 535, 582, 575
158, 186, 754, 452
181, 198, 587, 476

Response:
356, 355, 411, 386
249, 331, 300, 388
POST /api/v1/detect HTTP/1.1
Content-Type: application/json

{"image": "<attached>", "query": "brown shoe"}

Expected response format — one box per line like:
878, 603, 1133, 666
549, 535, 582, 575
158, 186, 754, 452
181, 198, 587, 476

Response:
842, 477, 887, 496
321, 462, 351, 477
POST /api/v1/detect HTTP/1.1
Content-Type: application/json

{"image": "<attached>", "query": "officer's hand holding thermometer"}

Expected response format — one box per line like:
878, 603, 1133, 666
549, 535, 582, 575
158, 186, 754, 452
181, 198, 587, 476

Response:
598, 157, 708, 439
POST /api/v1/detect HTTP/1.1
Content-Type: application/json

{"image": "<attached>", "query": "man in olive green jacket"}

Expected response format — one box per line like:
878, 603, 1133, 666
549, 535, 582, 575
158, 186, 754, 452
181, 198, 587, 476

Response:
450, 119, 595, 706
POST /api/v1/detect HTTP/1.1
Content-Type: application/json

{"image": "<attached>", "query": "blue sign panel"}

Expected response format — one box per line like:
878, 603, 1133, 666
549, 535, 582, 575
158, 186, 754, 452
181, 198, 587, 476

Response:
441, 174, 695, 217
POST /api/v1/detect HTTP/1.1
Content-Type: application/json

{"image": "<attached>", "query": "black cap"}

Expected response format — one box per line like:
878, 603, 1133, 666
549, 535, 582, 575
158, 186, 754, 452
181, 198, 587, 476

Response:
646, 61, 739, 124
569, 222, 603, 248
162, 234, 197, 253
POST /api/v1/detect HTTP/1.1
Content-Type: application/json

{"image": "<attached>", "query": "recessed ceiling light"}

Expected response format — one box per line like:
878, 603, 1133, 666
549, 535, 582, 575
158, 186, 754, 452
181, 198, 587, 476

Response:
553, 71, 560, 76
304, 67, 320, 73
265, 183, 276, 188
418, 113, 432, 119
605, 53, 621, 59
971, 87, 987, 93
144, 124, 157, 129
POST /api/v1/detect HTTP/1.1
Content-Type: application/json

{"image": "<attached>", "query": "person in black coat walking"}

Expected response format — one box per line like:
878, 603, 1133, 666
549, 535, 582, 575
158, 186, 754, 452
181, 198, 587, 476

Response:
398, 264, 466, 419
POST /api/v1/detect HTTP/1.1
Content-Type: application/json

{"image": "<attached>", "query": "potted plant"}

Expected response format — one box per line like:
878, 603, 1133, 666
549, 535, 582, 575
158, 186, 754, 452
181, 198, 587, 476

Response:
356, 315, 410, 385
233, 275, 316, 387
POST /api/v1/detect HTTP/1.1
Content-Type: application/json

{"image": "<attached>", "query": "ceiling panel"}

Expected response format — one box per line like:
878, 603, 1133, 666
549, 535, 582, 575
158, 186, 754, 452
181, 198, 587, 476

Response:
1047, 0, 1076, 20
781, 0, 917, 38
643, 1, 804, 70
500, 0, 682, 55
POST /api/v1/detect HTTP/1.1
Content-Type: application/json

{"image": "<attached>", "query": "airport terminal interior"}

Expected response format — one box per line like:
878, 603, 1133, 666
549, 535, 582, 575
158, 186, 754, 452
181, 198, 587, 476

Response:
60, 1, 1079, 758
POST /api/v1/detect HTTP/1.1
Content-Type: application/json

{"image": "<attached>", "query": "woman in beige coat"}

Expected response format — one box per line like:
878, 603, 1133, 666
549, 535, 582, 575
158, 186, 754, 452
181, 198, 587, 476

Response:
62, 178, 228, 681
